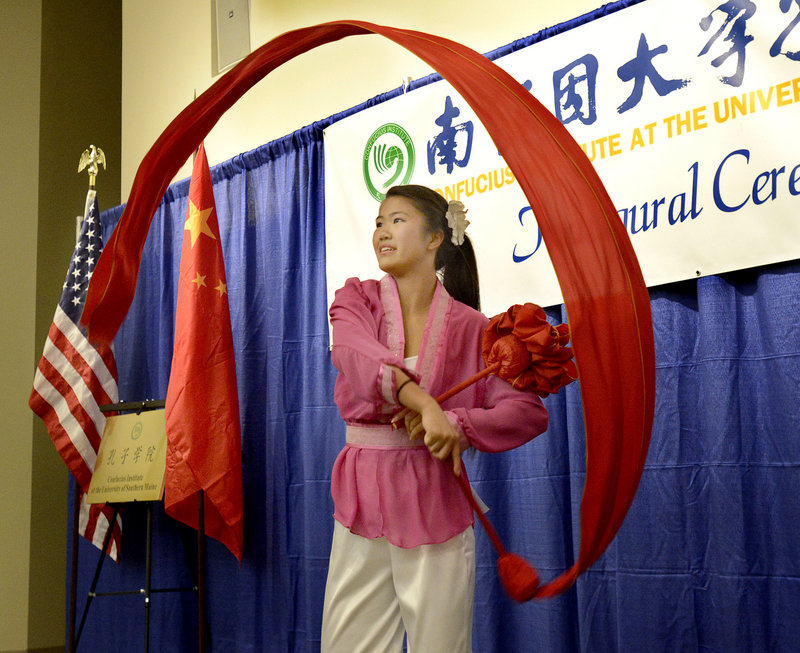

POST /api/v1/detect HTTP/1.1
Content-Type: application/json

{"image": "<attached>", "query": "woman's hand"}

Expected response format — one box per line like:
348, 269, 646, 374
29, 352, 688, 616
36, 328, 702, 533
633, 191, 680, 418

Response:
405, 400, 462, 476
389, 367, 462, 476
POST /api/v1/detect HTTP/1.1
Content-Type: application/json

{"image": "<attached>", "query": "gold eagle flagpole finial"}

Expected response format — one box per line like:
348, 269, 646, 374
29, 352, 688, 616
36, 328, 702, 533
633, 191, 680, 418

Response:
78, 145, 106, 188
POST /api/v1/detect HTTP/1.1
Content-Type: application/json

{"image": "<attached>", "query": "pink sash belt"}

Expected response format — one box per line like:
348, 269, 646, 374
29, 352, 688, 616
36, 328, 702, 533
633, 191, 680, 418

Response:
345, 423, 425, 448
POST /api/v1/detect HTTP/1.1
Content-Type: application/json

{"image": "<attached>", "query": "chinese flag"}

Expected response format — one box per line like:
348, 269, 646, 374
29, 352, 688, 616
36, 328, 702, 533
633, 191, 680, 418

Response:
165, 143, 243, 561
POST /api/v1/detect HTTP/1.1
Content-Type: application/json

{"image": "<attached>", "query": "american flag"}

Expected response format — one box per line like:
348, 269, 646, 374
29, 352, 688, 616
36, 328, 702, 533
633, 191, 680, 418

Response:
29, 189, 122, 559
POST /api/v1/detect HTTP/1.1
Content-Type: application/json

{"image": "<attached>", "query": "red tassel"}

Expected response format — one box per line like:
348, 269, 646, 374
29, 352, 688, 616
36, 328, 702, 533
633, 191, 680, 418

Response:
498, 553, 540, 602
456, 472, 541, 602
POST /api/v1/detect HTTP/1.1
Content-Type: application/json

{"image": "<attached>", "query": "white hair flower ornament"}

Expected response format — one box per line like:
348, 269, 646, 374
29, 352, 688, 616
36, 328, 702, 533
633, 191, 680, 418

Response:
445, 200, 470, 246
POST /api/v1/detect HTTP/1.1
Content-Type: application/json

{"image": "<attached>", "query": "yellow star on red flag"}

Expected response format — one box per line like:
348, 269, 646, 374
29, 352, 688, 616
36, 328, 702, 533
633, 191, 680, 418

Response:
215, 280, 227, 296
185, 199, 216, 247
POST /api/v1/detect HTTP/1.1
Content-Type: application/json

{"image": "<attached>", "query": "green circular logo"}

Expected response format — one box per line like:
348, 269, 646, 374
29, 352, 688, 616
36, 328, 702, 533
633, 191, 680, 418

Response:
363, 123, 416, 201
131, 422, 143, 440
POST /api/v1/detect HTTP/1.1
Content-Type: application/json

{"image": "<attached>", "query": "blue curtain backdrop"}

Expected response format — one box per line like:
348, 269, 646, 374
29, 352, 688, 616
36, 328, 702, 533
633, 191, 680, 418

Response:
70, 1, 800, 650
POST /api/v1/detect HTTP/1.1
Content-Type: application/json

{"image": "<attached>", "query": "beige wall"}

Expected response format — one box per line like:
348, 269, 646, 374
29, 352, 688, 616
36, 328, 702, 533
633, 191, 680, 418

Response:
1, 2, 42, 650
1, 1, 121, 651
121, 0, 603, 197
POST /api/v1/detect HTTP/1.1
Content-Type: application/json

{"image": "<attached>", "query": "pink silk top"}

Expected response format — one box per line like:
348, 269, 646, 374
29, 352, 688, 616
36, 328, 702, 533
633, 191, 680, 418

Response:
329, 275, 549, 548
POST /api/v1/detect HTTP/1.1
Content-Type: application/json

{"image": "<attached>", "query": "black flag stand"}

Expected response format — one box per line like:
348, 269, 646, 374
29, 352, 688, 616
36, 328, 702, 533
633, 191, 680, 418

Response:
68, 399, 207, 653
68, 482, 80, 652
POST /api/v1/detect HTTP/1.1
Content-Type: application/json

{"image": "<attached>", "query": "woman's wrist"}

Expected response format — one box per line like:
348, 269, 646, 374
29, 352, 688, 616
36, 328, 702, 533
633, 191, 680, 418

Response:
417, 394, 441, 414
395, 379, 437, 414
396, 378, 413, 398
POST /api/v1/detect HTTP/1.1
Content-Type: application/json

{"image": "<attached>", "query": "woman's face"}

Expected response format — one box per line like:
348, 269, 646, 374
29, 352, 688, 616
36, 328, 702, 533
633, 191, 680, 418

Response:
373, 195, 442, 276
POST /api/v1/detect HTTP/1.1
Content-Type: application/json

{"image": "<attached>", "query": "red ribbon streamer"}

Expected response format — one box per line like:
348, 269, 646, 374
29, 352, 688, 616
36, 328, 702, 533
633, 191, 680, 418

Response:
81, 21, 655, 597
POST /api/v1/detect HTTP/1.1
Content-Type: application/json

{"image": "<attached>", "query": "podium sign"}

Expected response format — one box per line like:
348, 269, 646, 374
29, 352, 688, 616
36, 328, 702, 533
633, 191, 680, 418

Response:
87, 409, 168, 503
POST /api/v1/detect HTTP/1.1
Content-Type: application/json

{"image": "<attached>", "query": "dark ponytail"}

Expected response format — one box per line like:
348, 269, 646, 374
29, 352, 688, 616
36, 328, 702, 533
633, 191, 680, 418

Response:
385, 185, 480, 311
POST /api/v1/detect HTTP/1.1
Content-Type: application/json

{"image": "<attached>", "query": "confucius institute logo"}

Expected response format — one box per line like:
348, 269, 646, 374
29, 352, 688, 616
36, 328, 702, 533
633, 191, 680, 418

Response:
363, 123, 416, 201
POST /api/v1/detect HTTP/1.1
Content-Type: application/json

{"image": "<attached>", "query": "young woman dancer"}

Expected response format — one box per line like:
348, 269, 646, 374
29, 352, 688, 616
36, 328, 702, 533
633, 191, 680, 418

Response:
321, 185, 549, 652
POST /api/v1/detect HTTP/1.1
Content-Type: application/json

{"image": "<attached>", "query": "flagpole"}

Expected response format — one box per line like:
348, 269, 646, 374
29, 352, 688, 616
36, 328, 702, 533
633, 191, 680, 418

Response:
163, 137, 242, 648
68, 146, 108, 653
187, 120, 207, 653
68, 483, 80, 653
188, 121, 207, 653
198, 490, 205, 653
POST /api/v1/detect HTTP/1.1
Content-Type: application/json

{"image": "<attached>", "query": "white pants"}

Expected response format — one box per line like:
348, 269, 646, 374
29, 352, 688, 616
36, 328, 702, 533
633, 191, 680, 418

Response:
321, 521, 475, 653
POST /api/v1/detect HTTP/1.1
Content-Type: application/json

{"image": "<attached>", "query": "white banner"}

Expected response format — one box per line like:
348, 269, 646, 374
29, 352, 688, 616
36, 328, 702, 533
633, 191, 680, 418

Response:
324, 0, 800, 316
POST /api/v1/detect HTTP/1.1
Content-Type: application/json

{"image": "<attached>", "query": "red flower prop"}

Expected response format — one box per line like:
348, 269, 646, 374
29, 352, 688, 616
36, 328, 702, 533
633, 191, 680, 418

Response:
393, 302, 578, 601
482, 303, 578, 397
415, 302, 578, 410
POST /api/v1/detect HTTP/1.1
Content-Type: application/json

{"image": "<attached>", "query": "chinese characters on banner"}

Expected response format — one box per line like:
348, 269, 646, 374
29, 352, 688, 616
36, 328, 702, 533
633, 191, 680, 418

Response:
324, 0, 800, 315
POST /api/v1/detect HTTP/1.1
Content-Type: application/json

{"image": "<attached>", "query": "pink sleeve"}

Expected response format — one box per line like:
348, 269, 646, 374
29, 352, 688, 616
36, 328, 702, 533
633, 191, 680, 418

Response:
445, 374, 548, 453
329, 278, 418, 406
